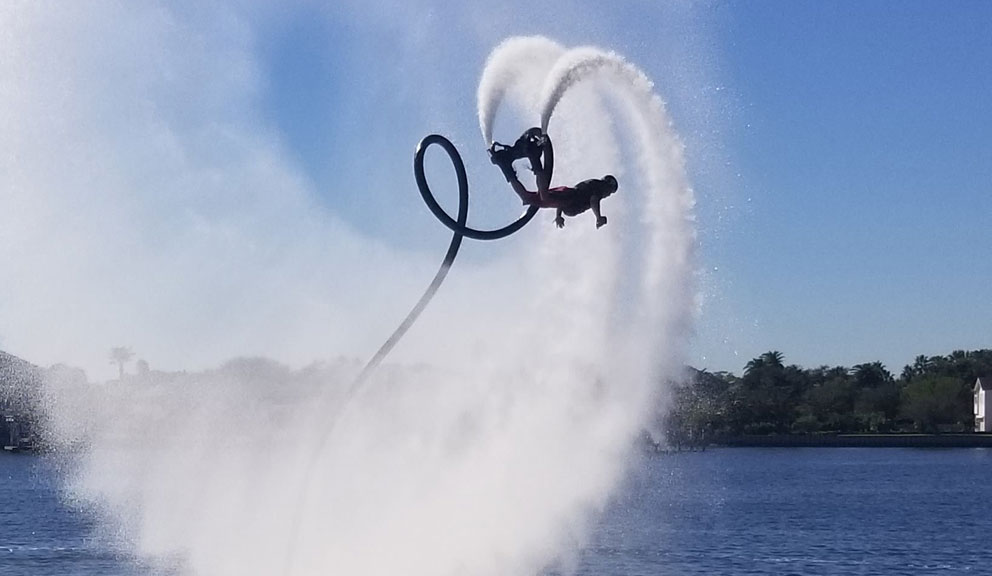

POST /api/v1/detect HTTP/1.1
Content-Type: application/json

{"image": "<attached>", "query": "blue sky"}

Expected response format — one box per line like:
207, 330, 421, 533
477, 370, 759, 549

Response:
2, 1, 990, 378
253, 2, 991, 375
718, 2, 992, 374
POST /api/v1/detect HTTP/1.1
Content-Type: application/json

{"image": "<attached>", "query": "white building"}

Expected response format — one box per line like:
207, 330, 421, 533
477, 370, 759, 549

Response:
974, 377, 992, 432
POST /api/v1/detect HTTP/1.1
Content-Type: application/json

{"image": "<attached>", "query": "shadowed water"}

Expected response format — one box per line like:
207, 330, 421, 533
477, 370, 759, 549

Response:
0, 456, 131, 576
4, 448, 992, 576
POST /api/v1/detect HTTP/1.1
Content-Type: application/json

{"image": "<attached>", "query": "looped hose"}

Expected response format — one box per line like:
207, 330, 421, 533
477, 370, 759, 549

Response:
355, 134, 538, 382
414, 134, 539, 241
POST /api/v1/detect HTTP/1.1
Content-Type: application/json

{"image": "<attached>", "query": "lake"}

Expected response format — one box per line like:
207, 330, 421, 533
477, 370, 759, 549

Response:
3, 448, 991, 575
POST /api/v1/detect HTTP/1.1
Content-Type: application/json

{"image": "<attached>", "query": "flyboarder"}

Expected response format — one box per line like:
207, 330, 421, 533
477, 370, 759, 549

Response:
489, 128, 617, 229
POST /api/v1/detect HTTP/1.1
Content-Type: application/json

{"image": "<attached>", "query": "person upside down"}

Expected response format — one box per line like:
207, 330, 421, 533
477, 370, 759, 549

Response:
489, 127, 618, 229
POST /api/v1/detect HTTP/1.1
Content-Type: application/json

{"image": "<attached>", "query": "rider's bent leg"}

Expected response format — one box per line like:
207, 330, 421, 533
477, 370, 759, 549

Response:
508, 177, 536, 205
496, 163, 536, 204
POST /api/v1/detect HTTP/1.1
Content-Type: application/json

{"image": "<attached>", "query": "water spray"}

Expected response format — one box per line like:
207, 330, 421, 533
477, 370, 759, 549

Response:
282, 38, 695, 576
284, 134, 546, 576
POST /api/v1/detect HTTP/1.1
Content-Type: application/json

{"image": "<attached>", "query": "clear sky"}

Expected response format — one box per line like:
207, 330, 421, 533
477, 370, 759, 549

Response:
2, 1, 990, 378
714, 2, 992, 375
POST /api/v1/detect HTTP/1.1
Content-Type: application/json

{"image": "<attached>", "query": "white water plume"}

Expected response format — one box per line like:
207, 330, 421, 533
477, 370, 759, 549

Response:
536, 46, 697, 370
23, 24, 696, 576
477, 36, 565, 146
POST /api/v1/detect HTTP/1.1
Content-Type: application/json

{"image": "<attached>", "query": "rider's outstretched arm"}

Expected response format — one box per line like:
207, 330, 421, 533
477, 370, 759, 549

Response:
591, 195, 607, 228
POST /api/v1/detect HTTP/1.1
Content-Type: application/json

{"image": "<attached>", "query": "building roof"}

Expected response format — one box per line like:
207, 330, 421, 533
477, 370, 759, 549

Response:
975, 376, 992, 391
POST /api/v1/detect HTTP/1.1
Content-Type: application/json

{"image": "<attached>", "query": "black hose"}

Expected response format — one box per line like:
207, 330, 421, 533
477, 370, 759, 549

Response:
354, 134, 538, 384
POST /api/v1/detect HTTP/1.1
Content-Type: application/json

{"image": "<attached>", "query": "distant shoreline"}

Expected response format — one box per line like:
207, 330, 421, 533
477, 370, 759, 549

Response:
711, 433, 992, 448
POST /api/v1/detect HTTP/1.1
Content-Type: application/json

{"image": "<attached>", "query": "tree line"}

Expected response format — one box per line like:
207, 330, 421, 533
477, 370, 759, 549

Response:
665, 349, 992, 447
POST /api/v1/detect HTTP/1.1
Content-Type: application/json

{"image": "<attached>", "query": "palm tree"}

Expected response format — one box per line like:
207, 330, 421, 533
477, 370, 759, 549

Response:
852, 362, 892, 388
109, 347, 134, 380
901, 355, 932, 381
913, 355, 932, 375
900, 365, 915, 382
760, 351, 785, 368
743, 357, 765, 377
744, 351, 784, 376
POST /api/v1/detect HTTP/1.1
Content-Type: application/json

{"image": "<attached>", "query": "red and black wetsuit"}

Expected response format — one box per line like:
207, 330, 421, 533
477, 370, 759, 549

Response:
537, 179, 609, 216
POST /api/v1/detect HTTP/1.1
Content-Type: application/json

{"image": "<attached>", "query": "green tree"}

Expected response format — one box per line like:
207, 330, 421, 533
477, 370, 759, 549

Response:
900, 375, 970, 432
850, 362, 898, 432
802, 374, 855, 432
737, 352, 801, 434
902, 355, 934, 381
659, 348, 992, 442
941, 349, 992, 386
852, 362, 893, 388
854, 383, 901, 432
745, 351, 785, 375
664, 369, 731, 447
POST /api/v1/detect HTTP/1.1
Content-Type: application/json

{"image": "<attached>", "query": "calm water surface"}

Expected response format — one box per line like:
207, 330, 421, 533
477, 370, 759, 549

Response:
3, 448, 990, 575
